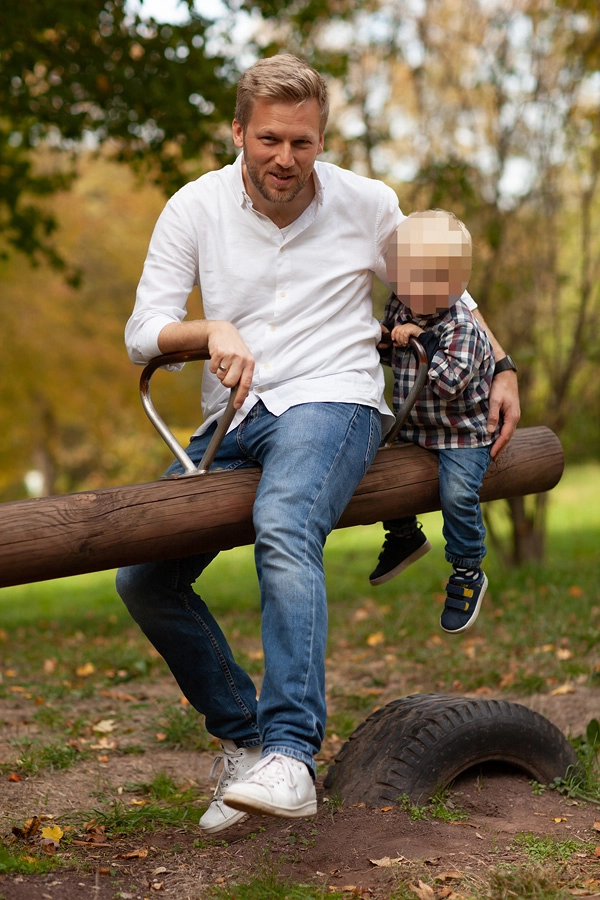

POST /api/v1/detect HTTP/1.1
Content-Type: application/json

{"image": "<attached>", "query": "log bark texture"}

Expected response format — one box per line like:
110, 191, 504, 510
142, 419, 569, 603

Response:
0, 426, 563, 588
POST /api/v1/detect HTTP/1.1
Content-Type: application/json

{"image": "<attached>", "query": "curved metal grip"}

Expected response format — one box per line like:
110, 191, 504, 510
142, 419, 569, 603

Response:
380, 336, 429, 448
139, 350, 238, 477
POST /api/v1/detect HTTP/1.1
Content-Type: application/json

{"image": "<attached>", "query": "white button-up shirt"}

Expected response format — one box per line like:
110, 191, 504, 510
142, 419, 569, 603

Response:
126, 154, 471, 436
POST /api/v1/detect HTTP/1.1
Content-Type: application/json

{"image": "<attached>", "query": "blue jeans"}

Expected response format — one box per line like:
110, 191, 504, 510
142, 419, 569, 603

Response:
384, 445, 491, 569
116, 401, 381, 775
439, 446, 491, 569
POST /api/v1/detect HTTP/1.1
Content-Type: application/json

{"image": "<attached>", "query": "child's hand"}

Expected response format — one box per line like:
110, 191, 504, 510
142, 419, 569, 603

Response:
391, 323, 424, 347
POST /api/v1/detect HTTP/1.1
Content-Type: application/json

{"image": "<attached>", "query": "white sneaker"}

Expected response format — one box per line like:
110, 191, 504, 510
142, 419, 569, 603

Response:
222, 752, 317, 819
199, 740, 263, 834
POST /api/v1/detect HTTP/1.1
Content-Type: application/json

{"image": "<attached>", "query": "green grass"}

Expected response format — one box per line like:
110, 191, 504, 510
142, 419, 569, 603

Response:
510, 832, 593, 863
0, 844, 60, 876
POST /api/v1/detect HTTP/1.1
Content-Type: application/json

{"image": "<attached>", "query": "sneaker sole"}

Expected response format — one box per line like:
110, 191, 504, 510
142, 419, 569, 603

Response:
369, 540, 432, 586
198, 808, 249, 834
222, 790, 317, 819
440, 573, 488, 635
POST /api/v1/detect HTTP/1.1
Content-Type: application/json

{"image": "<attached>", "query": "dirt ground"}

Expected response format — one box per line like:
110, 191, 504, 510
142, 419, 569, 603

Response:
2, 686, 600, 899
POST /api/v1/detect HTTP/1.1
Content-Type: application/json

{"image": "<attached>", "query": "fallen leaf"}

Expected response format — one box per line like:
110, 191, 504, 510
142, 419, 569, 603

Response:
116, 847, 149, 859
370, 856, 407, 867
435, 871, 463, 881
99, 689, 137, 702
76, 662, 95, 677
12, 816, 41, 841
410, 880, 435, 900
593, 821, 600, 832
556, 648, 573, 661
7, 772, 21, 782
155, 732, 167, 742
550, 683, 575, 696
43, 659, 57, 674
41, 825, 64, 842
553, 817, 567, 823
92, 718, 116, 734
594, 846, 600, 858
380, 806, 394, 812
40, 838, 59, 855
568, 585, 584, 597
91, 737, 119, 750
73, 824, 109, 846
366, 632, 384, 647
151, 882, 164, 891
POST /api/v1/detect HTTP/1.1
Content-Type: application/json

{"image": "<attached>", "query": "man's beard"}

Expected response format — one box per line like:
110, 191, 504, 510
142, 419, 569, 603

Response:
244, 156, 311, 205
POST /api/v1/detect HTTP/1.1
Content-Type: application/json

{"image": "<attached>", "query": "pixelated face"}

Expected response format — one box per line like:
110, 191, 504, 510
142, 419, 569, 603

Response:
386, 215, 472, 316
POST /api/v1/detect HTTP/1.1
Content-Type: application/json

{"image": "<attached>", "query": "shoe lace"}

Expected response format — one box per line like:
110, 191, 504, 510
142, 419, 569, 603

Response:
209, 749, 242, 799
250, 754, 298, 790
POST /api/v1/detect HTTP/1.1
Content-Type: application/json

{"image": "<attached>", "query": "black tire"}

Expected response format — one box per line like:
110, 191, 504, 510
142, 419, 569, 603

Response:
323, 693, 579, 806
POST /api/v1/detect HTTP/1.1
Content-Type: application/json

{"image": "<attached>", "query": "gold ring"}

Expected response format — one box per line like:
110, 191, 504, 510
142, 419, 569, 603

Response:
218, 363, 228, 372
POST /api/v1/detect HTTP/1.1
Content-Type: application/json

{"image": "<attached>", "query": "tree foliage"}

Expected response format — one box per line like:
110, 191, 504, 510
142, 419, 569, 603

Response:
0, 0, 237, 274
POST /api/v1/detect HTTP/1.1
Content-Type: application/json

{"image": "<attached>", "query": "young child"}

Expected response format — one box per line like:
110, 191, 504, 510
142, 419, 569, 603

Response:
371, 209, 496, 633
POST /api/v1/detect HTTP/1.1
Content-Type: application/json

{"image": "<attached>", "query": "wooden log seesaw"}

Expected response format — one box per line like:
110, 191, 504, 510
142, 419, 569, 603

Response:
0, 342, 564, 589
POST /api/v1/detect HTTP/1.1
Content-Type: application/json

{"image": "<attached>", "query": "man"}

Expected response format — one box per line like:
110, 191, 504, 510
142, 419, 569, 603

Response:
117, 55, 520, 834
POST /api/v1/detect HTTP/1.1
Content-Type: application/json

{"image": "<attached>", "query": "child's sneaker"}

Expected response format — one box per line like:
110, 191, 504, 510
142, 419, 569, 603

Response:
440, 568, 487, 634
369, 525, 432, 585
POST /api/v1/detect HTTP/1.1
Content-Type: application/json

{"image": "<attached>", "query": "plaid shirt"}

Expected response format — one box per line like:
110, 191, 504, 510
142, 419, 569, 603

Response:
383, 295, 495, 450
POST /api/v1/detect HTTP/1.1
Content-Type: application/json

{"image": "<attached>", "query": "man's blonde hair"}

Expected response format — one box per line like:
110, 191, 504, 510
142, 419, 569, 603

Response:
235, 55, 329, 133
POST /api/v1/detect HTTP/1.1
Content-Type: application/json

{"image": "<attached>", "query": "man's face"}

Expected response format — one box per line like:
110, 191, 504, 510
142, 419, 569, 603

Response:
386, 217, 472, 316
232, 97, 324, 209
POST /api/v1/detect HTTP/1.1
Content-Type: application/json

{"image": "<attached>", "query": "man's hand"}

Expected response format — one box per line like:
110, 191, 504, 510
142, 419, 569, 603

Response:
158, 319, 255, 409
207, 321, 255, 408
488, 369, 520, 459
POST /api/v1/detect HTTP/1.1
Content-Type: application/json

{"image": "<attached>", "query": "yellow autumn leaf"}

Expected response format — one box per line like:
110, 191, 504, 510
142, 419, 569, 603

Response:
41, 824, 64, 842
76, 662, 95, 677
367, 631, 384, 646
550, 683, 575, 696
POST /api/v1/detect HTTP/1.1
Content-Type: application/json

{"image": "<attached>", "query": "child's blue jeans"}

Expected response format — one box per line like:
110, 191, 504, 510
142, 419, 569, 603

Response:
384, 445, 492, 569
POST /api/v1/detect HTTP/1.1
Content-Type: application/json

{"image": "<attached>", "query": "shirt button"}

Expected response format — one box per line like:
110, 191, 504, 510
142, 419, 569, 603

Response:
264, 363, 270, 370
270, 325, 277, 332
279, 292, 286, 298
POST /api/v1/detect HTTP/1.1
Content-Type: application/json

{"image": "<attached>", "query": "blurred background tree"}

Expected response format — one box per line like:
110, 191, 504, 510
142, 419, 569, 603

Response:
0, 0, 598, 564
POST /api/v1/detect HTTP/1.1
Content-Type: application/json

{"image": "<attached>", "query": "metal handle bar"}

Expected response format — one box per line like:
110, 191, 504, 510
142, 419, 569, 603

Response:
140, 337, 427, 474
380, 336, 429, 448
139, 349, 238, 478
